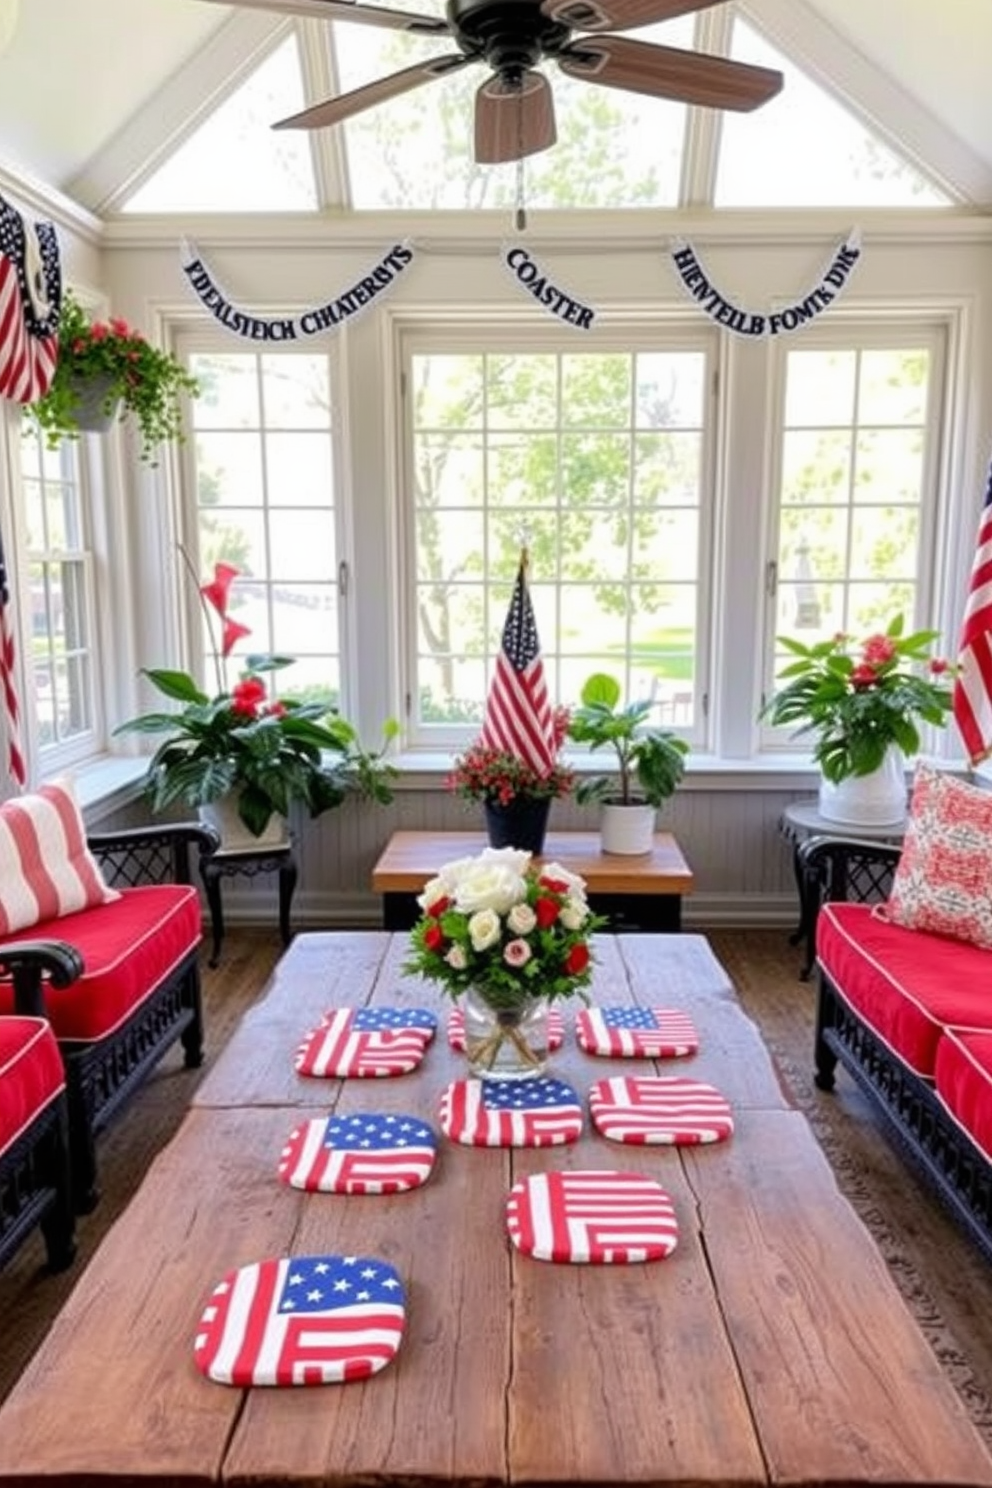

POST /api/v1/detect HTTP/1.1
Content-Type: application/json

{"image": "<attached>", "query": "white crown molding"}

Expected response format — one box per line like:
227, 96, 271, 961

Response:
0, 158, 102, 243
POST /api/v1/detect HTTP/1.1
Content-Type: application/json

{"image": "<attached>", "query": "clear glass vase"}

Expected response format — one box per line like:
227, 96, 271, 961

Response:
462, 985, 551, 1081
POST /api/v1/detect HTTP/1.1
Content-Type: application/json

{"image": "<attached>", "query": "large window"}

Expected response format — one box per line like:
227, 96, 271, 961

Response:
187, 348, 343, 709
401, 327, 715, 746
19, 426, 97, 768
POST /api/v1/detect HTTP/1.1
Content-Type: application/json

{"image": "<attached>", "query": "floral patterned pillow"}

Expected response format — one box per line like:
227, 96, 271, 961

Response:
883, 764, 992, 948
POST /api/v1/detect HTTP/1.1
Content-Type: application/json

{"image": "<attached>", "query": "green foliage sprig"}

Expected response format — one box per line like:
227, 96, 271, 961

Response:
27, 288, 200, 466
760, 614, 956, 782
567, 673, 689, 807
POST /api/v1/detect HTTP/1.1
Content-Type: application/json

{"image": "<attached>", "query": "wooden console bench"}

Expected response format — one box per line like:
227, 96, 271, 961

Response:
0, 931, 990, 1488
372, 828, 695, 930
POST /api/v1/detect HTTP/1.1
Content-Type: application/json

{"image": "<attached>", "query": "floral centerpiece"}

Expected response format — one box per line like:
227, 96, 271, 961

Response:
404, 847, 607, 1078
27, 287, 200, 465
761, 614, 956, 783
115, 554, 397, 841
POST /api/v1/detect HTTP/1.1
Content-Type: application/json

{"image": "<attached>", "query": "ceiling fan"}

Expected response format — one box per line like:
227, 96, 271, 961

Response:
201, 0, 783, 164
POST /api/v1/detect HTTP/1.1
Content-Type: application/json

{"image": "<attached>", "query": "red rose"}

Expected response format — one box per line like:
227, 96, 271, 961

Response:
535, 896, 560, 929
564, 942, 590, 975
539, 874, 569, 895
423, 923, 445, 952
427, 895, 451, 917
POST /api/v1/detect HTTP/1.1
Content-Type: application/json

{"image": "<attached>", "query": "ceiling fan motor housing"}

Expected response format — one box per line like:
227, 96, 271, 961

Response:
447, 0, 572, 80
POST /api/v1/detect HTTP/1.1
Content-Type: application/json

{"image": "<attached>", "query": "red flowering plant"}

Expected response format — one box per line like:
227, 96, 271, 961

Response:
761, 613, 957, 782
115, 555, 396, 838
403, 848, 607, 1012
447, 709, 575, 805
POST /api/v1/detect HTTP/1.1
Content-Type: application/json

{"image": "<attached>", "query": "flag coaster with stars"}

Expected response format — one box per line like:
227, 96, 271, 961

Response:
278, 1111, 438, 1193
295, 1007, 437, 1078
506, 1170, 679, 1264
589, 1076, 734, 1145
576, 1006, 699, 1059
439, 1076, 583, 1147
447, 1005, 565, 1052
193, 1254, 406, 1386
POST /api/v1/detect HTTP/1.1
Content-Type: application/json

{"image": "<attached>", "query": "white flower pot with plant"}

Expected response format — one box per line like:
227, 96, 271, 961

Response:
567, 674, 689, 856
760, 613, 956, 825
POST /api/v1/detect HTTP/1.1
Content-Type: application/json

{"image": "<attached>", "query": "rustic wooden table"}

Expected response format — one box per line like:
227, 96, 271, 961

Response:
0, 931, 990, 1488
372, 829, 696, 930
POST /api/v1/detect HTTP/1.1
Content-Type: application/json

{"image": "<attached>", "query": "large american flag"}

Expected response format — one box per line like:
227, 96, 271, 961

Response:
0, 193, 61, 405
0, 527, 24, 793
295, 1007, 437, 1079
589, 1076, 734, 1145
506, 1170, 679, 1264
479, 552, 556, 774
194, 1254, 406, 1387
576, 1007, 699, 1059
954, 462, 992, 765
439, 1076, 582, 1147
278, 1112, 437, 1193
447, 1005, 565, 1052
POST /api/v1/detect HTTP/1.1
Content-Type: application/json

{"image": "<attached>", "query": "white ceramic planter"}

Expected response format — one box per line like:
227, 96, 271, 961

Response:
817, 747, 907, 827
599, 801, 656, 855
198, 793, 290, 853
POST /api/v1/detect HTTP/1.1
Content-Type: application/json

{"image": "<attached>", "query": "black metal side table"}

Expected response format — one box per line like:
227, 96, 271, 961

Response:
779, 802, 906, 980
199, 845, 298, 968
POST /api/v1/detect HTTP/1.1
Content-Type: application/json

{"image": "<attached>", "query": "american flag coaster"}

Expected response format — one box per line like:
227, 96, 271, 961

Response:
589, 1076, 734, 1145
576, 1006, 699, 1059
438, 1077, 583, 1147
506, 1170, 679, 1264
447, 1006, 565, 1052
295, 1007, 437, 1078
193, 1254, 406, 1386
278, 1112, 438, 1193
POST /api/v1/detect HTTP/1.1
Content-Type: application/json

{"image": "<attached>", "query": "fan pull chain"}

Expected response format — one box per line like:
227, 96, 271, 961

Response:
515, 89, 527, 232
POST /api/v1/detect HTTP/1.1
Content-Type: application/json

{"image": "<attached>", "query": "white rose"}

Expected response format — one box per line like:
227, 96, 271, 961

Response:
436, 856, 479, 891
480, 846, 532, 875
507, 902, 537, 934
540, 860, 589, 897
417, 875, 450, 912
445, 944, 468, 970
469, 908, 502, 952
454, 861, 526, 915
559, 897, 589, 930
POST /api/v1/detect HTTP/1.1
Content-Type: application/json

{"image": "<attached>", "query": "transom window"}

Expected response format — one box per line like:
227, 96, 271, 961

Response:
402, 327, 715, 744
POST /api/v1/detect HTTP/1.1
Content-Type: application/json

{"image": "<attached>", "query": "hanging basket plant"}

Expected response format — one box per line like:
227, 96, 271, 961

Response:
26, 288, 200, 466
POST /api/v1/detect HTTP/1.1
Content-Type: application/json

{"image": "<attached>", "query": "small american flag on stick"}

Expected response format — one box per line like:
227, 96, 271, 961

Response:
0, 526, 25, 793
479, 549, 556, 774
278, 1112, 437, 1193
506, 1170, 679, 1263
194, 1254, 406, 1386
439, 1076, 582, 1147
954, 461, 992, 765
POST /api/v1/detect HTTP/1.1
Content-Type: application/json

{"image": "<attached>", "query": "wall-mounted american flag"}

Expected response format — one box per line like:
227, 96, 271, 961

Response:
576, 1007, 699, 1059
295, 1007, 437, 1078
0, 527, 24, 794
0, 193, 61, 405
479, 550, 556, 774
447, 1005, 565, 1052
194, 1254, 406, 1387
506, 1170, 679, 1264
278, 1112, 437, 1193
439, 1076, 583, 1147
589, 1076, 734, 1145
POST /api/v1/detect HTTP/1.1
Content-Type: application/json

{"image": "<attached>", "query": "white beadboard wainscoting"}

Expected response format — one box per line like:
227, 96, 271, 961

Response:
102, 779, 822, 935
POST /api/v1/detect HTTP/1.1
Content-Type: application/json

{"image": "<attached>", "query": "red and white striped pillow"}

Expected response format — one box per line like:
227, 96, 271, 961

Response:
0, 779, 120, 936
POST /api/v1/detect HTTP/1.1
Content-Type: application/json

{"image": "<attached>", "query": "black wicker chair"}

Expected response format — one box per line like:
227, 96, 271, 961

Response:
0, 1014, 76, 1273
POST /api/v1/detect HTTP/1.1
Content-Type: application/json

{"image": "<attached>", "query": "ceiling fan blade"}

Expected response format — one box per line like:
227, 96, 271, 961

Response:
274, 54, 471, 130
541, 0, 726, 34
475, 71, 557, 164
198, 0, 450, 37
557, 36, 783, 111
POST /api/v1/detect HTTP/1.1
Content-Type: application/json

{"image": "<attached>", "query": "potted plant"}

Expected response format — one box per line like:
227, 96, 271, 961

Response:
447, 710, 575, 855
567, 673, 689, 855
760, 614, 956, 824
26, 287, 200, 466
114, 558, 398, 846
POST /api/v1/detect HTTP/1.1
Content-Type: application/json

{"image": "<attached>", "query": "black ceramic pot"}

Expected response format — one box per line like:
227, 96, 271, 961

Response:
483, 796, 552, 855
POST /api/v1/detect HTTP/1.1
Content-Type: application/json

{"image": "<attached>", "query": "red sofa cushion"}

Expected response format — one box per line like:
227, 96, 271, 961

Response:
0, 886, 201, 1043
935, 1029, 992, 1162
0, 1016, 65, 1157
817, 901, 992, 1077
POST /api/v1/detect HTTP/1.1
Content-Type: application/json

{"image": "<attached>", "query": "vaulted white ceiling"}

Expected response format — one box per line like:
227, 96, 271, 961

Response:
1, 0, 990, 211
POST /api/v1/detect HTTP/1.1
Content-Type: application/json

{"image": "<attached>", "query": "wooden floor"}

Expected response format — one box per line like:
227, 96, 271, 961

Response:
3, 926, 992, 1446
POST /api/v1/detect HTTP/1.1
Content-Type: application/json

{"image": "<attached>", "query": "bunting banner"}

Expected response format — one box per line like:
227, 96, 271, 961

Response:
669, 230, 862, 337
500, 244, 596, 330
180, 239, 416, 341
0, 193, 61, 404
